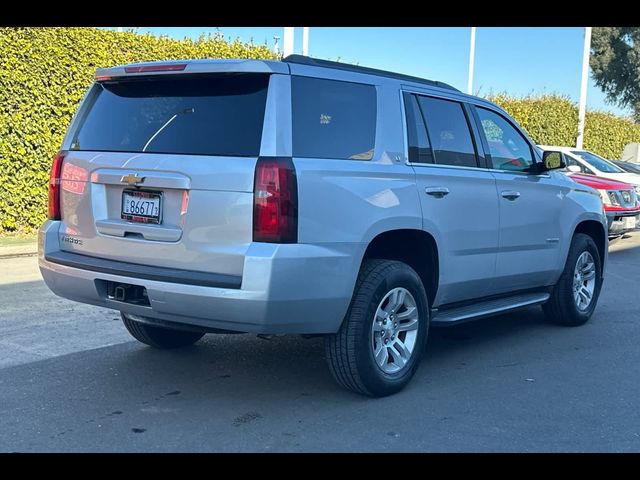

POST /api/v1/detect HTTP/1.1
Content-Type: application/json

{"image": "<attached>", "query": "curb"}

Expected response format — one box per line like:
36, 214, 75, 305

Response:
0, 252, 38, 259
0, 242, 38, 259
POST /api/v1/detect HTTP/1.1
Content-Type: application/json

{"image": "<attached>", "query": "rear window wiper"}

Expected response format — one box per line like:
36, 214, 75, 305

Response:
142, 107, 195, 152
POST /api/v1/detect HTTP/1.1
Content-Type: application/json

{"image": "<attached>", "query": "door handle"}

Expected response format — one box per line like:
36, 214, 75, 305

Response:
425, 187, 450, 198
501, 190, 521, 201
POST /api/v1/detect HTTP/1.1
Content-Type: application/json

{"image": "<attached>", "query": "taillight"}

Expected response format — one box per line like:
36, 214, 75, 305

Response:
48, 151, 67, 220
253, 157, 298, 243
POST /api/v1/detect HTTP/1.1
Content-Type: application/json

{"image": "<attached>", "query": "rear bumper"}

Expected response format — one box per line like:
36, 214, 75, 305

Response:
39, 221, 362, 334
606, 210, 640, 236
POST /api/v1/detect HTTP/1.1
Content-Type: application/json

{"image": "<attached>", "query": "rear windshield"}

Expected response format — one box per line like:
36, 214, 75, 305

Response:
71, 74, 269, 157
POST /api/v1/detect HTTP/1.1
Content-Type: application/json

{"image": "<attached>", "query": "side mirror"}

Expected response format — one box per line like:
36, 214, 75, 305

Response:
566, 165, 582, 173
541, 151, 565, 171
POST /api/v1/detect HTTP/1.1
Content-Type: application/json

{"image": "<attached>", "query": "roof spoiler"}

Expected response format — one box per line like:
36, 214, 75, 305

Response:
95, 59, 289, 81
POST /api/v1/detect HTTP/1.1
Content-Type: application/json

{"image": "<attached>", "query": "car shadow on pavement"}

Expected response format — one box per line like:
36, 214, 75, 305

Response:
0, 304, 550, 402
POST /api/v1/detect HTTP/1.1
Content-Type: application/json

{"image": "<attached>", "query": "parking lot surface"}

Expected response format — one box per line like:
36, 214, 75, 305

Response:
1, 236, 639, 452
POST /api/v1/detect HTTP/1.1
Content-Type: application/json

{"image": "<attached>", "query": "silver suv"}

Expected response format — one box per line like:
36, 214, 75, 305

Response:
39, 56, 608, 397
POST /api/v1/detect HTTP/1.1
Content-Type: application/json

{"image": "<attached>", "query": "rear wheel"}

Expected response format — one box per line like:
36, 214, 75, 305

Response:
325, 259, 429, 397
121, 313, 205, 349
543, 233, 602, 326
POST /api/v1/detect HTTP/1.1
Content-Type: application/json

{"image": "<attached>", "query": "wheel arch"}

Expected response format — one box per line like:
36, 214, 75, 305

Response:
573, 220, 607, 275
359, 229, 439, 307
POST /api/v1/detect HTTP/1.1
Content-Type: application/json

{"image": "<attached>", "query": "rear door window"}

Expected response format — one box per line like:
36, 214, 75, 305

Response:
403, 93, 434, 164
71, 74, 269, 156
291, 76, 376, 160
417, 96, 479, 168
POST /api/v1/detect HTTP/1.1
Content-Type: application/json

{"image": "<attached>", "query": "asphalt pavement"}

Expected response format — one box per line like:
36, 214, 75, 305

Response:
1, 236, 639, 452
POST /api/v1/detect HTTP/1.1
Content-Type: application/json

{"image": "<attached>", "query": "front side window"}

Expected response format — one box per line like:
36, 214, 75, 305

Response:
477, 107, 533, 172
570, 150, 623, 173
291, 76, 376, 160
417, 96, 478, 168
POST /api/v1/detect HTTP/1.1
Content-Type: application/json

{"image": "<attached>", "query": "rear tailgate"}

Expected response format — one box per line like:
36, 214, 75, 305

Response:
57, 72, 271, 277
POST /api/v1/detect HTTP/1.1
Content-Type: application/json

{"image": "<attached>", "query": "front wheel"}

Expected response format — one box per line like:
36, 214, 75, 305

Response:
121, 313, 205, 349
325, 259, 429, 397
543, 233, 602, 326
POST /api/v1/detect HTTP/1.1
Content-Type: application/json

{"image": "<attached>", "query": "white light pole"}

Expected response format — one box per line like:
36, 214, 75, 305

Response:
302, 27, 309, 56
273, 36, 280, 56
576, 27, 592, 149
467, 27, 476, 95
283, 27, 294, 58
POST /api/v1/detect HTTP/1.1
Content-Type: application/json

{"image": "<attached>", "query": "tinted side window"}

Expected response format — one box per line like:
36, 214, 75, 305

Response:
403, 93, 433, 163
72, 74, 269, 156
418, 96, 478, 168
292, 76, 376, 160
476, 107, 533, 172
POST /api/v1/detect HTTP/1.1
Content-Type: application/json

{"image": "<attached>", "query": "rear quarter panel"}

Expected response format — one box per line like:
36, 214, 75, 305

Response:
290, 74, 422, 300
295, 159, 421, 245
291, 72, 422, 255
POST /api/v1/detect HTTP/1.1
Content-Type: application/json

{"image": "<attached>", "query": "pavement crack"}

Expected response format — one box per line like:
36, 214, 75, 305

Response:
233, 412, 262, 427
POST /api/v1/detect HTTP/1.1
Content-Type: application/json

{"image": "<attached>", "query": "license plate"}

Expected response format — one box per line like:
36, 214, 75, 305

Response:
623, 215, 637, 229
121, 190, 162, 224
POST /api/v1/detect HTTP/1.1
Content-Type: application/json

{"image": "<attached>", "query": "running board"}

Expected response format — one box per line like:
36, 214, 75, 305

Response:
431, 292, 550, 326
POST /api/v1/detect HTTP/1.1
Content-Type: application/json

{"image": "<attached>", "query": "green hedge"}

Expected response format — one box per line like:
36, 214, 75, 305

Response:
0, 27, 276, 233
2, 29, 640, 233
488, 93, 640, 160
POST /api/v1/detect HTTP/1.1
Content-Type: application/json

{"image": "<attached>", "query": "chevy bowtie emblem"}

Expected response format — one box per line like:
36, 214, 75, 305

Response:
121, 173, 145, 185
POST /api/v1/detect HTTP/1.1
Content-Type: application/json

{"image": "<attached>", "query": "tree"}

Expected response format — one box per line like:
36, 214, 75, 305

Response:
590, 27, 640, 122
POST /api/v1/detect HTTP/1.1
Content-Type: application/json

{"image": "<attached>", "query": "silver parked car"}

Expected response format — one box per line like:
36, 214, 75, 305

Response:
40, 56, 608, 396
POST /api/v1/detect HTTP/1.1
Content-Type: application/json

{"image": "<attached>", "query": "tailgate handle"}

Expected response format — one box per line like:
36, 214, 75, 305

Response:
95, 219, 182, 242
123, 231, 144, 240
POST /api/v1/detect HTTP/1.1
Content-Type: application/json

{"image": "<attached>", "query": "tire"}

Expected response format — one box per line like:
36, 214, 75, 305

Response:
121, 313, 205, 349
542, 233, 602, 327
325, 259, 429, 397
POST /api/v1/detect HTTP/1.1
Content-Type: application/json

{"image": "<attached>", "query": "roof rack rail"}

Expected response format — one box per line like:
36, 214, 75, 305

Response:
283, 54, 460, 92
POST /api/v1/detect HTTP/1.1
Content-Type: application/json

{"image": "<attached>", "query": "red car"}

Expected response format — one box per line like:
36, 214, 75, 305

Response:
568, 173, 640, 238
